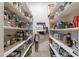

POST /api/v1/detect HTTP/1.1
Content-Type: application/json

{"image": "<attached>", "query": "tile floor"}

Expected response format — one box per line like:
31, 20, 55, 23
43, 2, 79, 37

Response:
31, 41, 50, 57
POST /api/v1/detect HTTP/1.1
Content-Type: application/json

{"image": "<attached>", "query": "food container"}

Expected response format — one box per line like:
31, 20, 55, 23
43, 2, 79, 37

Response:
74, 16, 79, 27
4, 35, 12, 48
13, 2, 19, 9
59, 47, 72, 57
63, 33, 73, 47
7, 52, 17, 57
7, 51, 21, 57
56, 21, 65, 29
10, 36, 16, 45
4, 20, 11, 26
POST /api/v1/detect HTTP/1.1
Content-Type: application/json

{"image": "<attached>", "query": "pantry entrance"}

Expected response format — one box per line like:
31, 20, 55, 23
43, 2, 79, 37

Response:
28, 2, 50, 57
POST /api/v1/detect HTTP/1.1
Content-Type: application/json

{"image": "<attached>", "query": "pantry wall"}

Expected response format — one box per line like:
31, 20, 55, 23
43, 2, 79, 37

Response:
0, 3, 4, 57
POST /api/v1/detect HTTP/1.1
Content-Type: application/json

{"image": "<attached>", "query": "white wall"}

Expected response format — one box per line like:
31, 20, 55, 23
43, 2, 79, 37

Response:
0, 2, 4, 57
27, 2, 49, 33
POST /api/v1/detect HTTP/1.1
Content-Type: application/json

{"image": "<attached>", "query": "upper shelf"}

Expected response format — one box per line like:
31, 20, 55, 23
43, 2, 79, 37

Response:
49, 27, 79, 31
59, 2, 79, 17
4, 26, 32, 30
49, 35, 77, 57
21, 3, 32, 17
4, 2, 28, 21
37, 29, 46, 32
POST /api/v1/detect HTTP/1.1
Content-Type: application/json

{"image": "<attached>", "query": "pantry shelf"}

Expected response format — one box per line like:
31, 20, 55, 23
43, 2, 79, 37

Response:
37, 30, 46, 32
49, 43, 60, 57
21, 3, 32, 17
4, 2, 28, 21
21, 43, 33, 57
49, 27, 79, 31
60, 3, 79, 17
49, 35, 77, 57
4, 26, 31, 30
4, 35, 32, 57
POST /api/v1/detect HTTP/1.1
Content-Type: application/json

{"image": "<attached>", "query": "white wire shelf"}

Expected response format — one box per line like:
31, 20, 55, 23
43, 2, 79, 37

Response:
4, 2, 28, 21
49, 27, 79, 31
21, 43, 33, 57
49, 35, 77, 57
4, 26, 31, 30
49, 43, 60, 57
59, 3, 79, 17
4, 35, 32, 57
21, 2, 32, 17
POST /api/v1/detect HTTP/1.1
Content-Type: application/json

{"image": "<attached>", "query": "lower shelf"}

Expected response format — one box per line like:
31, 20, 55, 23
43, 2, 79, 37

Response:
4, 36, 32, 57
49, 43, 60, 57
49, 35, 77, 57
4, 41, 25, 57
21, 43, 33, 57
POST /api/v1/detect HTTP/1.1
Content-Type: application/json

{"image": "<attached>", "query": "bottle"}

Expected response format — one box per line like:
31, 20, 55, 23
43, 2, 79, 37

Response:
65, 22, 74, 28
65, 22, 70, 28
74, 16, 79, 27
4, 10, 11, 26
18, 21, 25, 28
69, 23, 74, 28
15, 31, 23, 41
56, 21, 66, 29
4, 35, 11, 48
63, 33, 73, 47
10, 35, 16, 45
10, 14, 17, 27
